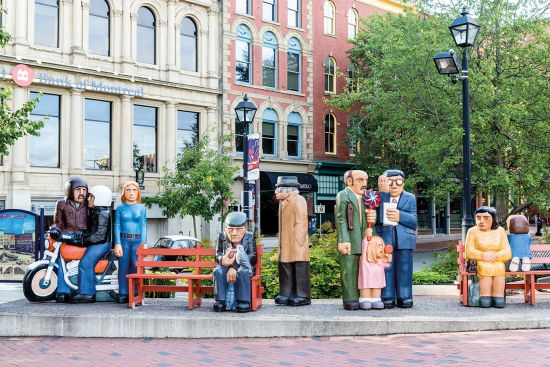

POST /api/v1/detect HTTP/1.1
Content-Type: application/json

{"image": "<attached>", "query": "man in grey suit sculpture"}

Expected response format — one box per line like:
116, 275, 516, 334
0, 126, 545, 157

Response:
213, 212, 257, 313
376, 169, 417, 309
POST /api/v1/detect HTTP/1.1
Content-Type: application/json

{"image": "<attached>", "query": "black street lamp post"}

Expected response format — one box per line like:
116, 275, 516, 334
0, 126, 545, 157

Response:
434, 8, 480, 241
234, 94, 257, 227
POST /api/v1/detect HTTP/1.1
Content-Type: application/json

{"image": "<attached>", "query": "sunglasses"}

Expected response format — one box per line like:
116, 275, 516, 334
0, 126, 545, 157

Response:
388, 179, 404, 186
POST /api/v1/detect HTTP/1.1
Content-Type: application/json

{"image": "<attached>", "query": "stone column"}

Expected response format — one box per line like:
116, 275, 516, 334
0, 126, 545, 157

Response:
166, 0, 176, 69
14, 0, 28, 45
122, 0, 132, 62
81, 0, 90, 53
113, 9, 123, 61
207, 107, 218, 150
119, 95, 134, 179
165, 101, 177, 170
11, 87, 27, 183
207, 7, 218, 79
69, 89, 83, 172
72, 0, 84, 53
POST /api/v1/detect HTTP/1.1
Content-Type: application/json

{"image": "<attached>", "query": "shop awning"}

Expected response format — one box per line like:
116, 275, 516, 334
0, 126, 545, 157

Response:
259, 171, 318, 193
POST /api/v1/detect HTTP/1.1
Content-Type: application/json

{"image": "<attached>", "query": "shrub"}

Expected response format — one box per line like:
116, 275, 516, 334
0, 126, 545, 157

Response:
144, 268, 175, 298
261, 222, 342, 299
412, 270, 452, 285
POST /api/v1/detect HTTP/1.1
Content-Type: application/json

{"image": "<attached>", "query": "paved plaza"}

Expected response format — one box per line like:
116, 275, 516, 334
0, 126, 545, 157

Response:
1, 329, 550, 366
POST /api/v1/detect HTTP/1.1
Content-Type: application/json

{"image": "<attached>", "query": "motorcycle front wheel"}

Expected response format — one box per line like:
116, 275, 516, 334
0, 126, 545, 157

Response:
23, 264, 58, 302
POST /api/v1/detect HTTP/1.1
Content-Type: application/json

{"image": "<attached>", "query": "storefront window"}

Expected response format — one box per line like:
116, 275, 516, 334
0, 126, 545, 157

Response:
133, 105, 157, 172
84, 99, 111, 170
29, 92, 60, 168
177, 110, 199, 153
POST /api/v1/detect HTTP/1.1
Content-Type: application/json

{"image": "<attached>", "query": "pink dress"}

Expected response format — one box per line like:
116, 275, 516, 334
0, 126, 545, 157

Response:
358, 239, 389, 289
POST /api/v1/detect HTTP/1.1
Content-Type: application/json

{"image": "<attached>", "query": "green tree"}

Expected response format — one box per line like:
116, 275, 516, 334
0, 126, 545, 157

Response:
328, 0, 550, 220
144, 130, 238, 237
0, 29, 44, 157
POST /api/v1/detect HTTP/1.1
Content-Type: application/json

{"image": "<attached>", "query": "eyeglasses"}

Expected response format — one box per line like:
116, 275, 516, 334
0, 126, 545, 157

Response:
388, 179, 404, 186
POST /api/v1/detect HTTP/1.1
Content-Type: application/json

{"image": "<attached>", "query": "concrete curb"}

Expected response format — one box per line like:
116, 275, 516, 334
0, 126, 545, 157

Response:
1, 296, 550, 338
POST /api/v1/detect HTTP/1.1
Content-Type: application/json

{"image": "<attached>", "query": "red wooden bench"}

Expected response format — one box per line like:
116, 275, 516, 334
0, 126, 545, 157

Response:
127, 243, 264, 310
457, 240, 550, 306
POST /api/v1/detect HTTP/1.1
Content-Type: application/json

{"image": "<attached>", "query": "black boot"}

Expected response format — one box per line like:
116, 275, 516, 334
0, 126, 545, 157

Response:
289, 297, 311, 306
479, 296, 492, 308
72, 294, 95, 303
274, 295, 290, 305
55, 293, 70, 303
116, 295, 129, 304
236, 302, 251, 313
383, 300, 395, 309
213, 300, 226, 312
343, 300, 359, 311
397, 299, 413, 308
492, 297, 505, 308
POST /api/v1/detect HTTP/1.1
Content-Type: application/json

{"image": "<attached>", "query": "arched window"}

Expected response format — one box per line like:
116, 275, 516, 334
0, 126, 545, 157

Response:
89, 0, 110, 56
262, 31, 278, 88
324, 1, 335, 35
35, 0, 59, 47
287, 37, 301, 92
287, 112, 302, 158
324, 57, 336, 93
262, 108, 278, 156
348, 8, 358, 39
181, 17, 197, 72
236, 24, 252, 84
137, 7, 156, 64
324, 113, 336, 154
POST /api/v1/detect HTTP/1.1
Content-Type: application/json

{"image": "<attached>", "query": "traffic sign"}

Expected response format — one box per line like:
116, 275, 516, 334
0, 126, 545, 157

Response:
314, 205, 325, 214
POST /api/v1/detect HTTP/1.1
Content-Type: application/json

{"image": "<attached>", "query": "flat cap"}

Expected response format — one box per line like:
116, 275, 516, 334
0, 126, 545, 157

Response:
275, 176, 299, 188
224, 211, 247, 227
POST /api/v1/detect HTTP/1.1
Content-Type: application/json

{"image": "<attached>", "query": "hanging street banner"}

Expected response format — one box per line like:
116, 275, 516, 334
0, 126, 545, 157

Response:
247, 133, 260, 181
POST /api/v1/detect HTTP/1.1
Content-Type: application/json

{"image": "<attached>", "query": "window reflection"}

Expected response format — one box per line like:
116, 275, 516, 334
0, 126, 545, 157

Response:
133, 105, 157, 172
137, 7, 156, 64
89, 0, 110, 56
29, 92, 60, 167
35, 0, 59, 47
177, 110, 199, 153
84, 99, 111, 170
180, 17, 197, 72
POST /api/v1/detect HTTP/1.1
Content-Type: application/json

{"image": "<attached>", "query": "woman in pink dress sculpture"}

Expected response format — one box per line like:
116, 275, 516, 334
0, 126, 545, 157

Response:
358, 234, 392, 310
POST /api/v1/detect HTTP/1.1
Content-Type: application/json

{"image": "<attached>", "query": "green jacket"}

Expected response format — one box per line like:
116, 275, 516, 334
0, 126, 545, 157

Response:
336, 187, 368, 255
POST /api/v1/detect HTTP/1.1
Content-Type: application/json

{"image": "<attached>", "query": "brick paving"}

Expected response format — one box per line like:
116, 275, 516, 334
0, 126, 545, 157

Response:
1, 329, 550, 367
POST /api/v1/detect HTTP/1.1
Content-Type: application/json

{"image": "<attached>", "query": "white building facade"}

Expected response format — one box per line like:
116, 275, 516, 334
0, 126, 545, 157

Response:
0, 0, 223, 242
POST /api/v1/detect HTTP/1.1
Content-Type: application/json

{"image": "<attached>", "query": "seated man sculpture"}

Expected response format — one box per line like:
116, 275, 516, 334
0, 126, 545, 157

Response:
213, 212, 257, 313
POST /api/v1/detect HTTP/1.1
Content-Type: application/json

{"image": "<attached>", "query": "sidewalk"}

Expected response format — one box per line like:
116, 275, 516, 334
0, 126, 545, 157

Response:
1, 292, 549, 338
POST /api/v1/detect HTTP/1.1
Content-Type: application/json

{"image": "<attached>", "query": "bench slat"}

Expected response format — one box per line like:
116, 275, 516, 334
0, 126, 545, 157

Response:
127, 274, 213, 279
137, 248, 215, 256
136, 261, 216, 268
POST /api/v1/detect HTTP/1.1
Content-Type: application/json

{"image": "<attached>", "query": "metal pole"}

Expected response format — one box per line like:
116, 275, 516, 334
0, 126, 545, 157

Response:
243, 120, 250, 229
461, 49, 474, 241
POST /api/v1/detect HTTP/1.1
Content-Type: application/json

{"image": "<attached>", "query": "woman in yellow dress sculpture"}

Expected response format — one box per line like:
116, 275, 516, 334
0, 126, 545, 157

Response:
465, 206, 511, 308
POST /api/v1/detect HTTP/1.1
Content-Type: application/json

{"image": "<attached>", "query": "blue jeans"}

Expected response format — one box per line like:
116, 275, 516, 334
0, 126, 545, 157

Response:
213, 266, 251, 303
77, 242, 111, 296
382, 249, 413, 303
117, 239, 140, 296
56, 256, 71, 295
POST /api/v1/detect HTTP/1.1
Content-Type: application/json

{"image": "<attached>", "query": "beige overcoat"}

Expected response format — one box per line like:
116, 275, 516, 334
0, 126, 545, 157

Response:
278, 193, 309, 263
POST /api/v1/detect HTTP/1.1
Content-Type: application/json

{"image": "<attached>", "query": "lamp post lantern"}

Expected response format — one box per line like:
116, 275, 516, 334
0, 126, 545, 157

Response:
234, 94, 257, 226
434, 8, 480, 241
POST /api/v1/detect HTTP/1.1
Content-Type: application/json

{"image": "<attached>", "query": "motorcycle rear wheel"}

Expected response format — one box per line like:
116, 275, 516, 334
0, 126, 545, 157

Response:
23, 264, 58, 302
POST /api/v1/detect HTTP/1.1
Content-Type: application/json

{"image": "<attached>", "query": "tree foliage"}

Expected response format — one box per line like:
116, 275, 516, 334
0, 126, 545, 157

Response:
328, 0, 550, 218
0, 28, 44, 157
144, 130, 238, 237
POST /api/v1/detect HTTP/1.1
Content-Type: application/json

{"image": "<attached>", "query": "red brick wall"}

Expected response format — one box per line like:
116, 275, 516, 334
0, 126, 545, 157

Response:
312, 1, 386, 161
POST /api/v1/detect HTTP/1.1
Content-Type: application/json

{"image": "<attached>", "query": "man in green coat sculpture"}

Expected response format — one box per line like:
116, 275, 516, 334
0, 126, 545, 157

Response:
336, 170, 376, 310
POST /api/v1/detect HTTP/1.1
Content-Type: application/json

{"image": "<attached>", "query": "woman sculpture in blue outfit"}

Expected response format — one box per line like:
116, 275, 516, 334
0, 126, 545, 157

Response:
114, 181, 147, 304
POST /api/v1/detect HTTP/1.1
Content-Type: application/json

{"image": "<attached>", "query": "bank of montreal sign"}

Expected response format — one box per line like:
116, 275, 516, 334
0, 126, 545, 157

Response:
1, 64, 144, 97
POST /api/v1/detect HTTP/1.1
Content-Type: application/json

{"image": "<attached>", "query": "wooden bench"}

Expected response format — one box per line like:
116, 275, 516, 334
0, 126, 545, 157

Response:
127, 243, 264, 310
457, 240, 550, 306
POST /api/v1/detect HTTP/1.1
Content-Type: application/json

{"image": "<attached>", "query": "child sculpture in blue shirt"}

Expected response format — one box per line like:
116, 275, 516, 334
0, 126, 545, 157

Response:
114, 181, 147, 304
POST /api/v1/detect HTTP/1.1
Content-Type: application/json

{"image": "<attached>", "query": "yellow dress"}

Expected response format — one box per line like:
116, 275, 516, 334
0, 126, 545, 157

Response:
465, 226, 512, 276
